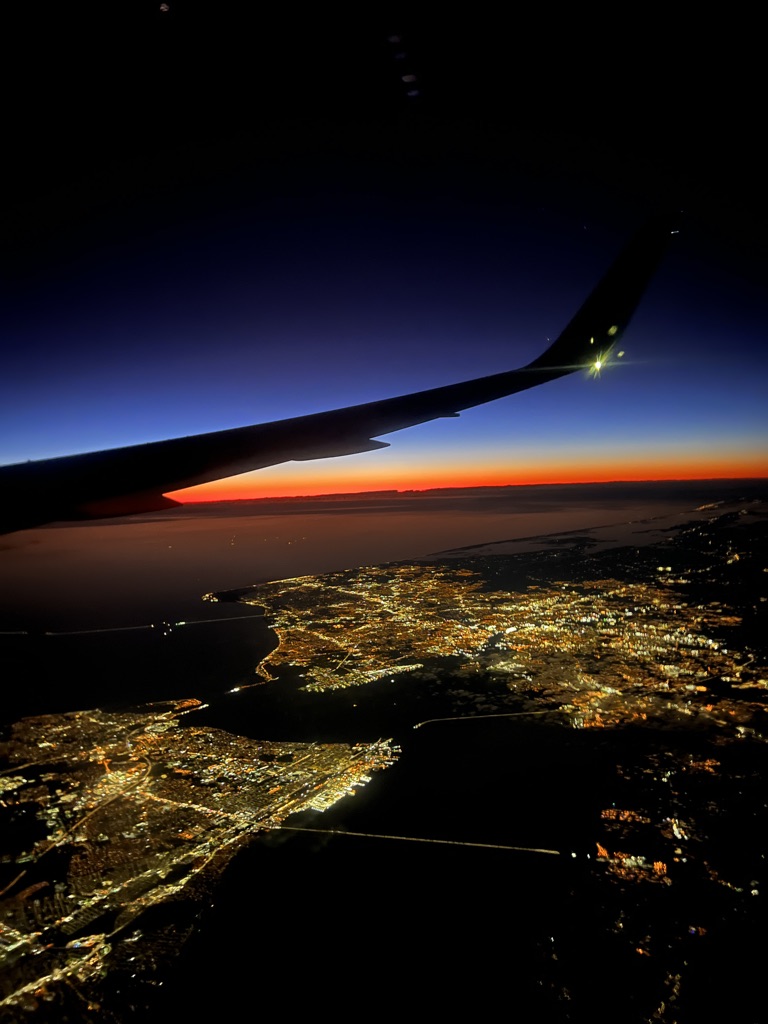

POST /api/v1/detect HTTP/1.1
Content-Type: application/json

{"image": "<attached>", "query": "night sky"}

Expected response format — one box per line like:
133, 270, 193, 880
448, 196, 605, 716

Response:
3, 9, 766, 501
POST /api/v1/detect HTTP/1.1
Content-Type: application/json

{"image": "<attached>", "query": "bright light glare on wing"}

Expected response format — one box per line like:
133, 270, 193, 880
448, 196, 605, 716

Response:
589, 354, 607, 378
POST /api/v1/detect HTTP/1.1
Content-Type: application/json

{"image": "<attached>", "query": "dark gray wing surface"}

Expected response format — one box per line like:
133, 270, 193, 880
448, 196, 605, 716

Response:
0, 215, 676, 532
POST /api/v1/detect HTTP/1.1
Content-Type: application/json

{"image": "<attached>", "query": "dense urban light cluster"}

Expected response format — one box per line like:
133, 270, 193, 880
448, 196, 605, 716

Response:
0, 701, 397, 1012
231, 556, 762, 737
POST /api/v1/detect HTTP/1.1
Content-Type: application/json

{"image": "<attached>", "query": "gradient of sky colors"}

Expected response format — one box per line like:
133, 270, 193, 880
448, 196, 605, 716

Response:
3, 11, 766, 501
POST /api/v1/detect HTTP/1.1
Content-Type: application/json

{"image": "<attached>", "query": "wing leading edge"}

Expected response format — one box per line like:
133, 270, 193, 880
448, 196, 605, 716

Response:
0, 215, 676, 533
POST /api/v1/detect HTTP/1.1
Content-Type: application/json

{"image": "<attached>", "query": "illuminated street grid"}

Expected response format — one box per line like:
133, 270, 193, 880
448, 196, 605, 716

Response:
0, 701, 397, 1015
223, 562, 764, 734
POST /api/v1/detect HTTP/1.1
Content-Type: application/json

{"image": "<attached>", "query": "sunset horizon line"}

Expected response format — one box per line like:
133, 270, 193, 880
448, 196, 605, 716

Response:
175, 473, 768, 505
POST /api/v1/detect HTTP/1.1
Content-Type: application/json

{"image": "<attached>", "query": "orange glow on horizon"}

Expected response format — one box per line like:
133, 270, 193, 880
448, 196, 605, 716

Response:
170, 453, 768, 503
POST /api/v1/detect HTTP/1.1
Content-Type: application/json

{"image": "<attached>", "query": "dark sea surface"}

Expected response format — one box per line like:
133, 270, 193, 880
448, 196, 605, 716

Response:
2, 480, 766, 1023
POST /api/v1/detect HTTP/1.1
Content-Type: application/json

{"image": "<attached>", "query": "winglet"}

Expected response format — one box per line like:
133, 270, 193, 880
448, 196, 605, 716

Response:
0, 214, 678, 533
525, 212, 679, 375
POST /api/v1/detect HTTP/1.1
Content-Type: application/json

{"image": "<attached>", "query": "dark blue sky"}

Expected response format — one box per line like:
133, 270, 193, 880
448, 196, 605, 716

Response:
3, 9, 766, 495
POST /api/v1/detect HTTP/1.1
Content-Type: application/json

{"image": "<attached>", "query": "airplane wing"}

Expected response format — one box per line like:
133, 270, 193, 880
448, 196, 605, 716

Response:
0, 215, 676, 533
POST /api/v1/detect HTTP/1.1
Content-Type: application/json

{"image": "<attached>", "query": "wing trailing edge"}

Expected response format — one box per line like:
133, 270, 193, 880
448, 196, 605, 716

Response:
0, 214, 676, 533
